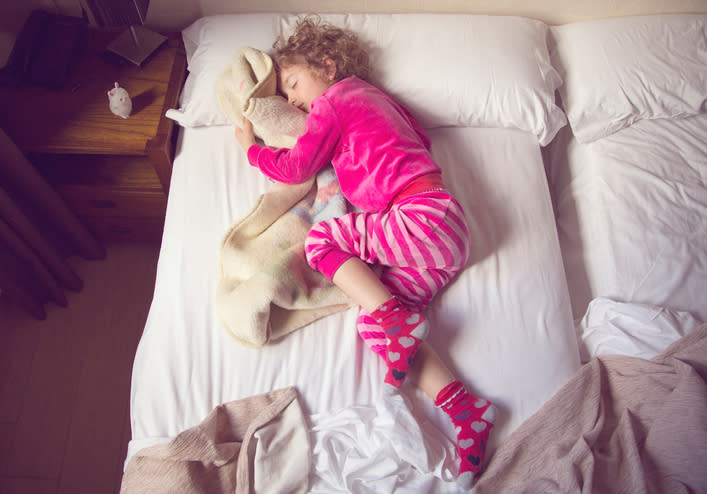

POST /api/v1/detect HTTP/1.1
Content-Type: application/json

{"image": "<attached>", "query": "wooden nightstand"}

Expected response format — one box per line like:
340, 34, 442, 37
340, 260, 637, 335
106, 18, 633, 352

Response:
0, 30, 186, 242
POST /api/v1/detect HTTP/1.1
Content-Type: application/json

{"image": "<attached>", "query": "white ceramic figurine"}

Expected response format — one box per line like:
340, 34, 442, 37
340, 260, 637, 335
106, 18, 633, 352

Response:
108, 82, 132, 119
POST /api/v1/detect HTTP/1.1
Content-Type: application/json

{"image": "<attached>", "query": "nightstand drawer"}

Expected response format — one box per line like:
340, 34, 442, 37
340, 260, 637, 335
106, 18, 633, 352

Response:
81, 216, 165, 242
56, 186, 167, 219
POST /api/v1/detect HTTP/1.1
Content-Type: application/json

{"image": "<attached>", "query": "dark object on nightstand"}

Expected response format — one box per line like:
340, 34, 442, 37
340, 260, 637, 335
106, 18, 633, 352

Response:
107, 25, 167, 67
98, 49, 131, 67
0, 10, 86, 89
84, 0, 165, 66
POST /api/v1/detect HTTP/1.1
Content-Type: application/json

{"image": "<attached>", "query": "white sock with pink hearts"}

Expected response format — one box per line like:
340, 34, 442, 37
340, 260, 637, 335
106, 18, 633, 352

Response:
369, 297, 429, 387
435, 380, 496, 487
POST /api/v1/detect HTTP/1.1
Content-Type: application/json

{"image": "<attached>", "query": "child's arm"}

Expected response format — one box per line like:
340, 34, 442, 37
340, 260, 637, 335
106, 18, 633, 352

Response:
242, 99, 341, 185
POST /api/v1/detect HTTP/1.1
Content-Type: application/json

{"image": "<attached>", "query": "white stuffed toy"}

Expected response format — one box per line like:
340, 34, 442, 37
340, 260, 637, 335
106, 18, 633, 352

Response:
216, 47, 307, 148
107, 82, 132, 119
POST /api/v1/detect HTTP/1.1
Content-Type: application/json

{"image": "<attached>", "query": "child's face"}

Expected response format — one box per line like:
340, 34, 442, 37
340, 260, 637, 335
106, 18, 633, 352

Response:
279, 64, 333, 113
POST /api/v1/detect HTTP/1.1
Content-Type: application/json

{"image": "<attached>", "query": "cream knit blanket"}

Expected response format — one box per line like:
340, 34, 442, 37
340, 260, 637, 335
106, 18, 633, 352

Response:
214, 47, 352, 348
120, 387, 311, 493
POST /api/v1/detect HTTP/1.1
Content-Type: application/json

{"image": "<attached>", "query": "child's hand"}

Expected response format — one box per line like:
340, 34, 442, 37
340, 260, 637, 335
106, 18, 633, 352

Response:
235, 118, 256, 151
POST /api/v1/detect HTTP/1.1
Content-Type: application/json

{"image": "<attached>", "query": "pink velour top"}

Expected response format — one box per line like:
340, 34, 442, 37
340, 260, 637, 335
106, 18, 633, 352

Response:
247, 77, 441, 212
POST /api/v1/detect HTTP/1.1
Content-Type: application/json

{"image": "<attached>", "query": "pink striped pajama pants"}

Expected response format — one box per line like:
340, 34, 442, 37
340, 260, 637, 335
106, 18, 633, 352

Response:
304, 190, 471, 358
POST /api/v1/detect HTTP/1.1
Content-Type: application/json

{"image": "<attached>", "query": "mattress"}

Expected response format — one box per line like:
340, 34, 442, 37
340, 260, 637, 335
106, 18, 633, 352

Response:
127, 123, 581, 491
549, 114, 707, 360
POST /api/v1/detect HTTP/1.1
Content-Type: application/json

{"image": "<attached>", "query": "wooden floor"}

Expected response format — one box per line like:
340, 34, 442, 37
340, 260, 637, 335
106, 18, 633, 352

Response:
0, 242, 160, 494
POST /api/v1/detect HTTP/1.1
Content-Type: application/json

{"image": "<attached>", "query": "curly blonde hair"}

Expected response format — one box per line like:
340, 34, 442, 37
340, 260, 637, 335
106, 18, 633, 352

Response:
273, 16, 370, 82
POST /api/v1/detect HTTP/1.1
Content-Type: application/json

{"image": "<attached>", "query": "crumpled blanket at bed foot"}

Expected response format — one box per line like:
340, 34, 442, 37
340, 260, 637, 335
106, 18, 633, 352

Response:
474, 323, 707, 494
120, 387, 311, 494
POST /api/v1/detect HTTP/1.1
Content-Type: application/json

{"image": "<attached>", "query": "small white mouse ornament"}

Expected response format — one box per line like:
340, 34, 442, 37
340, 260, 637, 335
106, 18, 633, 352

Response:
108, 82, 132, 119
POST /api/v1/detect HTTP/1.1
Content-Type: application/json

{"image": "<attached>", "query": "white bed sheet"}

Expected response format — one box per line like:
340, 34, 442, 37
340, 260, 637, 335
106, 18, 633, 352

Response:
127, 124, 580, 491
550, 114, 707, 359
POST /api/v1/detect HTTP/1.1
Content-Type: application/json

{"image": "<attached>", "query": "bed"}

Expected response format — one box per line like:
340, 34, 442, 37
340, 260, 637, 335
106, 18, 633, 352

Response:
120, 12, 707, 494
546, 14, 707, 362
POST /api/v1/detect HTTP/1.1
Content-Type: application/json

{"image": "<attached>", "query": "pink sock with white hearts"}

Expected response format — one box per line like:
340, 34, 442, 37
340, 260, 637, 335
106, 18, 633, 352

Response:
369, 297, 429, 387
435, 380, 496, 486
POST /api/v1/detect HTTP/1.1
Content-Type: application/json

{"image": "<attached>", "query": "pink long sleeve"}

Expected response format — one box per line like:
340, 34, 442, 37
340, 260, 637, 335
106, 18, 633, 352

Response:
247, 98, 341, 184
247, 77, 441, 212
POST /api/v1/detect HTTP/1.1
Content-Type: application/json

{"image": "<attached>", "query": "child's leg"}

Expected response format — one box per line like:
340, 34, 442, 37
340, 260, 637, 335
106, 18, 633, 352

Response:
306, 196, 494, 481
333, 257, 429, 387
409, 343, 496, 486
329, 255, 391, 312
332, 258, 495, 484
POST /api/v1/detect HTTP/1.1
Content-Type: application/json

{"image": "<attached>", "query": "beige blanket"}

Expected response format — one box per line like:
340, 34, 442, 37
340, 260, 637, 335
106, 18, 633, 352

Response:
120, 387, 311, 494
215, 167, 353, 348
475, 323, 707, 493
214, 47, 352, 347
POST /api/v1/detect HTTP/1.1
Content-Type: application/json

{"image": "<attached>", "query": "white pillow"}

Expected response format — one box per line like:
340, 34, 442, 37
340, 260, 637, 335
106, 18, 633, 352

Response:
550, 14, 707, 143
170, 13, 567, 145
282, 14, 566, 145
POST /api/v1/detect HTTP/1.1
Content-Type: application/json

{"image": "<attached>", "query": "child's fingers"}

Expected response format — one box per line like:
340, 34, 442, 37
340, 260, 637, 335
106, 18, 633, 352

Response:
235, 119, 253, 136
234, 118, 256, 150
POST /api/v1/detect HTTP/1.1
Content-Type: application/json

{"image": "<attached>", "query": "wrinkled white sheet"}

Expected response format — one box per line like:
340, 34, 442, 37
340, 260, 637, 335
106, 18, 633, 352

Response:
576, 297, 704, 363
550, 114, 707, 327
127, 124, 580, 491
309, 393, 461, 493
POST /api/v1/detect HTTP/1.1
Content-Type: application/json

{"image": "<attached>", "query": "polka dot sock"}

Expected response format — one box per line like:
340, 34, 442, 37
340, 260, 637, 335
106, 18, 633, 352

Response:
370, 297, 429, 387
435, 380, 496, 487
